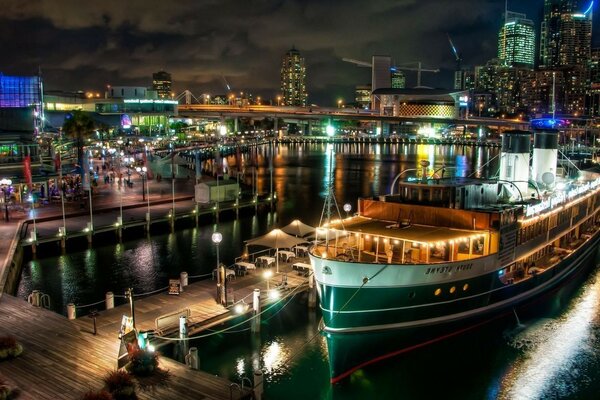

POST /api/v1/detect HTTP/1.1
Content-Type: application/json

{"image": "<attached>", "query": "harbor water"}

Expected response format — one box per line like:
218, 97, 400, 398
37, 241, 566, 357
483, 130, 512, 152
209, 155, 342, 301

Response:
17, 142, 600, 399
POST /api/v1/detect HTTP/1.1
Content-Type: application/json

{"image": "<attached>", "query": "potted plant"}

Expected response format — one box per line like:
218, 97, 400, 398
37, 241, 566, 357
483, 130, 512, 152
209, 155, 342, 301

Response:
0, 336, 23, 360
103, 370, 136, 400
81, 390, 112, 400
126, 348, 158, 377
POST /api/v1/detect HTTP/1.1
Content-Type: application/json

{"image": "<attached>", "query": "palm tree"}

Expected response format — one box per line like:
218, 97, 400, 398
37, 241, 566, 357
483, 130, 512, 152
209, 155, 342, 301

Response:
62, 111, 96, 168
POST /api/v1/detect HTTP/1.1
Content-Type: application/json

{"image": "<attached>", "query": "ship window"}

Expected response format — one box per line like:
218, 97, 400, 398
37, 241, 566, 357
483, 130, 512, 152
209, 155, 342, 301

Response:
449, 286, 456, 294
408, 291, 416, 299
463, 283, 469, 291
434, 288, 442, 296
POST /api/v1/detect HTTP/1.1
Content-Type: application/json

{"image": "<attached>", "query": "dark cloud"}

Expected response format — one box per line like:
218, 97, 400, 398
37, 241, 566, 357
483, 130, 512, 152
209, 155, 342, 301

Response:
0, 0, 597, 105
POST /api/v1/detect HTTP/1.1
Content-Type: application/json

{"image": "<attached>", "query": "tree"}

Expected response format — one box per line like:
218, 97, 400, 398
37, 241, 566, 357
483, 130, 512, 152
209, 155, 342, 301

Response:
62, 111, 96, 167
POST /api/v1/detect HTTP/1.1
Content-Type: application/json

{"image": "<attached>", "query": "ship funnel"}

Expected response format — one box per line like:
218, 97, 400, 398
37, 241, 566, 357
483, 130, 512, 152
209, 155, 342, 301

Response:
499, 130, 531, 199
531, 129, 558, 188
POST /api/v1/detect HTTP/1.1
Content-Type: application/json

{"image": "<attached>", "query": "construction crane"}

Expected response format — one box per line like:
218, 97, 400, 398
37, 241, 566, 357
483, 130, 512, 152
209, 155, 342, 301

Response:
446, 34, 462, 71
342, 58, 439, 87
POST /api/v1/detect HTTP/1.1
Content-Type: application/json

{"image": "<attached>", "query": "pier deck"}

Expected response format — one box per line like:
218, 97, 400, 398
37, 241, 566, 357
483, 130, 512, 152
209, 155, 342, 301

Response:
0, 260, 308, 399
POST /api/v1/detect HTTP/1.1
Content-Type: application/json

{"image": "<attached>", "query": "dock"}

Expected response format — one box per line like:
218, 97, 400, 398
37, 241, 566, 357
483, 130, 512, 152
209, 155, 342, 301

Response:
0, 251, 310, 399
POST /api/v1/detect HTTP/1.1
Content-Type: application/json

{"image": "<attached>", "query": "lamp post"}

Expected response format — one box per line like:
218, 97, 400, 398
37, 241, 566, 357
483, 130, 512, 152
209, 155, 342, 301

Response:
28, 195, 37, 242
264, 270, 273, 291
136, 166, 150, 224
0, 179, 12, 222
212, 232, 224, 305
136, 166, 147, 202
343, 203, 352, 218
277, 96, 282, 106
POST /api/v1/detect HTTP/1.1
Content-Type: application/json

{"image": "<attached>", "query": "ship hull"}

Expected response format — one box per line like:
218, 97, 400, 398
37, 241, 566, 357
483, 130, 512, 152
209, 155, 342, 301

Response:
312, 232, 600, 383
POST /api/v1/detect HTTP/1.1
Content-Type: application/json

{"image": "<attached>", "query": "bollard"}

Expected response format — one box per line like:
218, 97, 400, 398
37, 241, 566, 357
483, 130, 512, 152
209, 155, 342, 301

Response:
308, 273, 316, 309
185, 347, 200, 370
30, 290, 41, 307
105, 292, 115, 310
180, 271, 188, 288
252, 288, 261, 333
253, 370, 264, 400
67, 303, 76, 320
179, 315, 188, 339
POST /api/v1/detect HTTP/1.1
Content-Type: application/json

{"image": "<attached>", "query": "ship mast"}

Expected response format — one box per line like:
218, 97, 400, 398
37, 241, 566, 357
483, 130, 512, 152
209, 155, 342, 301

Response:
319, 146, 344, 253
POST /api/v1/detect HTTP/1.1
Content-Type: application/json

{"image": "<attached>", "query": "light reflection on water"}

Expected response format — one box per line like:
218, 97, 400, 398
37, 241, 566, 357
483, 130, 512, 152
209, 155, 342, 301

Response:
498, 268, 600, 399
16, 142, 600, 398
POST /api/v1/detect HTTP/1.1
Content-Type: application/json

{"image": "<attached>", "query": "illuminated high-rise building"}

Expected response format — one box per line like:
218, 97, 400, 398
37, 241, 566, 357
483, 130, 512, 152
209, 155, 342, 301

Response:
281, 47, 307, 107
152, 71, 172, 99
540, 0, 593, 68
391, 70, 405, 89
497, 11, 535, 69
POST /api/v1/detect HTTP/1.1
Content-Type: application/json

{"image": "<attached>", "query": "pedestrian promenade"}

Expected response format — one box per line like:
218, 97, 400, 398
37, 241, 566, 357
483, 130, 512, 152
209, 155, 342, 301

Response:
0, 173, 280, 399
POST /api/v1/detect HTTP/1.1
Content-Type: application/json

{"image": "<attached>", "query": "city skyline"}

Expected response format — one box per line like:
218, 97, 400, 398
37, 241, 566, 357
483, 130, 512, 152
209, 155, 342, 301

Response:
1, 0, 600, 105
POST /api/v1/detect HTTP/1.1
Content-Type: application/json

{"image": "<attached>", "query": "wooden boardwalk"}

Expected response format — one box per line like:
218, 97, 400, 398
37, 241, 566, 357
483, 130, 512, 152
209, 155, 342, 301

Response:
0, 262, 309, 399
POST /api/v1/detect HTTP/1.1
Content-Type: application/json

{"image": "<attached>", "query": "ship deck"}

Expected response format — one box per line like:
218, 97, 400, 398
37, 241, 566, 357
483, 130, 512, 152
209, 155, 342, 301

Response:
326, 216, 486, 244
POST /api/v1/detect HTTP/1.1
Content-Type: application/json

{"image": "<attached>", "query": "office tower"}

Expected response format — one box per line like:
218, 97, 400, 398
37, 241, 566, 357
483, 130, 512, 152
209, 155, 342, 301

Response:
391, 70, 406, 88
281, 47, 307, 107
355, 85, 372, 109
498, 11, 536, 68
152, 71, 172, 99
540, 0, 592, 68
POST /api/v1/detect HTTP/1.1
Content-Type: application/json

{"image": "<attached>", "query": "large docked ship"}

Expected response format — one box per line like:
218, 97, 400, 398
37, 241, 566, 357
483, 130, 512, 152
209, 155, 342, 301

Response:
308, 129, 600, 383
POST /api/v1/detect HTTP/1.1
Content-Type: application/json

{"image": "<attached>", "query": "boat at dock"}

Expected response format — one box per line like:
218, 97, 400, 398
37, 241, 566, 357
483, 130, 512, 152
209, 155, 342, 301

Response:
309, 129, 600, 383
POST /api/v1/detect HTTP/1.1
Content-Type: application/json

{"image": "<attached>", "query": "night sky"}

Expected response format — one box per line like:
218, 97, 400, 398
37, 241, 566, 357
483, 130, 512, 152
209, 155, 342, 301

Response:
1, 0, 598, 106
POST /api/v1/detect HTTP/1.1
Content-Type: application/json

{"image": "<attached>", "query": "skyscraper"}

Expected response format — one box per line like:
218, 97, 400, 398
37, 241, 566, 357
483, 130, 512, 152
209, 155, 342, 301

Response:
391, 70, 405, 89
152, 71, 172, 99
281, 47, 307, 107
497, 11, 536, 69
539, 0, 593, 68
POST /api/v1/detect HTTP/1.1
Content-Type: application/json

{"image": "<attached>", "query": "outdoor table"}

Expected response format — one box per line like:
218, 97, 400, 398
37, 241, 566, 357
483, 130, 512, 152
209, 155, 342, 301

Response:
212, 268, 237, 280
234, 262, 256, 276
256, 256, 276, 268
293, 245, 309, 257
292, 262, 312, 275
276, 250, 296, 262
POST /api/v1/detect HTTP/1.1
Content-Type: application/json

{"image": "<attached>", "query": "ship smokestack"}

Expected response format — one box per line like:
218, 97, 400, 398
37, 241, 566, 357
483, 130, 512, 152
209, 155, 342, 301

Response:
499, 130, 531, 199
531, 129, 559, 188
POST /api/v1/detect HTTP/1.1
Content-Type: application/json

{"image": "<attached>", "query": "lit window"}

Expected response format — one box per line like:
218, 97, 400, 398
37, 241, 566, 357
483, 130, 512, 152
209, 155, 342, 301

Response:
450, 286, 456, 294
434, 288, 442, 296
463, 283, 469, 291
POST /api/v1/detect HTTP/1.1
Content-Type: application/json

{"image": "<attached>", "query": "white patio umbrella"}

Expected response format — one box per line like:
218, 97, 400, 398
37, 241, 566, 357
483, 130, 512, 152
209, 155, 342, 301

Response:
281, 219, 315, 237
246, 228, 308, 272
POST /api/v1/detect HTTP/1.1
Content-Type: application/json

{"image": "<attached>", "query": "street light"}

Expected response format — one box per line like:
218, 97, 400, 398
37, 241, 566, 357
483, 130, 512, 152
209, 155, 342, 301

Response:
135, 166, 150, 223
338, 99, 343, 108
0, 179, 12, 222
277, 96, 282, 106
135, 166, 148, 201
212, 232, 225, 305
28, 195, 37, 242
343, 203, 352, 218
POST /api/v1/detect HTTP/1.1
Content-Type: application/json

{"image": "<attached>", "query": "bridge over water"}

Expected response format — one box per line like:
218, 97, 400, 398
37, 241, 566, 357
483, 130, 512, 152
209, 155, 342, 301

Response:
177, 104, 530, 132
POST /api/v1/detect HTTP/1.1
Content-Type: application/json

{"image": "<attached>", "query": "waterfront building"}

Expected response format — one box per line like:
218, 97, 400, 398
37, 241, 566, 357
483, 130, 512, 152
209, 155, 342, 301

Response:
498, 11, 536, 69
355, 85, 372, 109
280, 47, 307, 107
0, 72, 43, 161
152, 71, 172, 99
373, 88, 468, 120
44, 89, 178, 135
